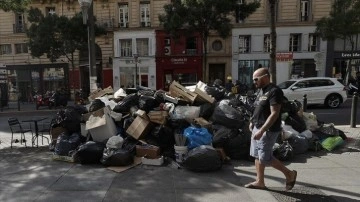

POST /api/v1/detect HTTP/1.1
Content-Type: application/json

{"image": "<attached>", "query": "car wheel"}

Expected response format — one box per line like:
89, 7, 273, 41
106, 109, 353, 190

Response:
325, 94, 341, 108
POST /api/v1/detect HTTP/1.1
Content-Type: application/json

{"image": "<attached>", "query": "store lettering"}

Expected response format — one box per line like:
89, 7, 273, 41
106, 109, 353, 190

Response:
171, 58, 187, 64
341, 52, 360, 58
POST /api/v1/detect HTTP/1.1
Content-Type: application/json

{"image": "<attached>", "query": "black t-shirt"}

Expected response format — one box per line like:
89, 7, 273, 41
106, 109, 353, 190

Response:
251, 83, 283, 132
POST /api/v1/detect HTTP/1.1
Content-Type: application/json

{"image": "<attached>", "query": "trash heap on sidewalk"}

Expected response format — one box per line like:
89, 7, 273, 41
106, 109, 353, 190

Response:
49, 81, 347, 172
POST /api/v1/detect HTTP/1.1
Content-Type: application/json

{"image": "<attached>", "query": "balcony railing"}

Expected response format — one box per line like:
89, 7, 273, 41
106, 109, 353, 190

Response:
96, 18, 114, 30
13, 24, 27, 33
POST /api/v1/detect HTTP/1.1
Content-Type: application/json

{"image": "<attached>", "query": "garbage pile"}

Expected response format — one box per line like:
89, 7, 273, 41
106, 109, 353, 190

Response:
49, 81, 347, 172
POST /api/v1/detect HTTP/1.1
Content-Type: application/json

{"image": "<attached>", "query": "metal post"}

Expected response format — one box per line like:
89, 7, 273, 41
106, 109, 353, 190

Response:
350, 92, 358, 128
303, 94, 307, 112
88, 2, 97, 93
133, 54, 139, 87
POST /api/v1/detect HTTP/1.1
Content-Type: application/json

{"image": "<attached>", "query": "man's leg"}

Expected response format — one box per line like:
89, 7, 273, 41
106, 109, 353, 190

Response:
255, 158, 266, 186
270, 157, 296, 185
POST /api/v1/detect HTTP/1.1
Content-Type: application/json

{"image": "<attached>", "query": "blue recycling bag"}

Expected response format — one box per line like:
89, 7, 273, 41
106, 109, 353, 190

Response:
183, 126, 212, 150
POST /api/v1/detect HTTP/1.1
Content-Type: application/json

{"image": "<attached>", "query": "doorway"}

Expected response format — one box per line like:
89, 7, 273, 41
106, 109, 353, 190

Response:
209, 64, 225, 85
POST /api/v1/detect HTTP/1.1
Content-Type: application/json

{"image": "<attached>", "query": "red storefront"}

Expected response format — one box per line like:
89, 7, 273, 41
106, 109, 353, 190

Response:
155, 30, 203, 90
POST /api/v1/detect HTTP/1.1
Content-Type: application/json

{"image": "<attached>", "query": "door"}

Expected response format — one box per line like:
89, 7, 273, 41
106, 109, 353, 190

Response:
209, 64, 225, 85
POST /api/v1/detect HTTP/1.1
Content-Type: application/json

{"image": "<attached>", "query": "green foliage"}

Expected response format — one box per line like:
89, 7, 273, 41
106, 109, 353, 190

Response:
159, 0, 260, 40
0, 0, 31, 12
316, 0, 360, 41
26, 8, 106, 62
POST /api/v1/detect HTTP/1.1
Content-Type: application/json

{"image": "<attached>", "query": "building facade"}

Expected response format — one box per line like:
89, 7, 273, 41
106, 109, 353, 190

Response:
0, 0, 113, 101
232, 0, 333, 86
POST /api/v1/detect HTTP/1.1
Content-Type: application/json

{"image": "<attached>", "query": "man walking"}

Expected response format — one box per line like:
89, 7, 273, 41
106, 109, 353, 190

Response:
245, 68, 297, 190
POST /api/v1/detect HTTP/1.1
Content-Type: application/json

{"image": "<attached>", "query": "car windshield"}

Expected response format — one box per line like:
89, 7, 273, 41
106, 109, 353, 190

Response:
278, 81, 296, 89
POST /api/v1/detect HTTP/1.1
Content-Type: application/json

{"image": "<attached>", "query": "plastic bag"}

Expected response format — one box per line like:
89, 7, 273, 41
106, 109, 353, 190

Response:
106, 136, 124, 149
210, 100, 245, 129
74, 141, 106, 164
170, 106, 200, 120
183, 145, 222, 172
100, 148, 134, 166
55, 133, 84, 156
273, 141, 294, 161
321, 136, 344, 151
302, 112, 319, 131
183, 126, 212, 150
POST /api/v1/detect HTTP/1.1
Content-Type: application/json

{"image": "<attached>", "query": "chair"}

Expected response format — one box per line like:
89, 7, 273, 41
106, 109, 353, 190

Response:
38, 118, 56, 145
8, 117, 33, 148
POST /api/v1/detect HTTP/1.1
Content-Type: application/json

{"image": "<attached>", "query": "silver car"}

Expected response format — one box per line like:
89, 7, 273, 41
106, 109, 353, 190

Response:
278, 77, 347, 108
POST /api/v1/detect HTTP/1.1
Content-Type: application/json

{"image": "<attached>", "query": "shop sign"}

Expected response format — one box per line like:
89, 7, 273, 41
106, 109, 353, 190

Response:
171, 58, 188, 64
341, 52, 360, 58
276, 52, 293, 61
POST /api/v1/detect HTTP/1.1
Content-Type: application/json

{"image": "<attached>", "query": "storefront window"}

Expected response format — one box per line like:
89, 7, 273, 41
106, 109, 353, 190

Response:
238, 60, 269, 87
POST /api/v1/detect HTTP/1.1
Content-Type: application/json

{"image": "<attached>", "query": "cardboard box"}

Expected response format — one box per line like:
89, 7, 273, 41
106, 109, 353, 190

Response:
84, 106, 117, 142
88, 86, 114, 101
50, 126, 67, 141
169, 81, 197, 104
141, 156, 164, 166
148, 111, 168, 125
136, 144, 161, 159
126, 116, 152, 140
186, 81, 215, 103
52, 153, 75, 163
193, 117, 212, 131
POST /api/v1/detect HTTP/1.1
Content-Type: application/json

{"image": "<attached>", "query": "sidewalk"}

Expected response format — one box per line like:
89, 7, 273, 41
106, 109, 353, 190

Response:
0, 105, 360, 201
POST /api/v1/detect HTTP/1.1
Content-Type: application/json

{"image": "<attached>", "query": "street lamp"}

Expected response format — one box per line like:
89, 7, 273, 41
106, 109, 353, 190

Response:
133, 53, 139, 87
78, 0, 97, 94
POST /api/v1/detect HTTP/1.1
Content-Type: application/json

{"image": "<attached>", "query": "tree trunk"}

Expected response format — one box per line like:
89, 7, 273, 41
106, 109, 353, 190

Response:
269, 0, 277, 84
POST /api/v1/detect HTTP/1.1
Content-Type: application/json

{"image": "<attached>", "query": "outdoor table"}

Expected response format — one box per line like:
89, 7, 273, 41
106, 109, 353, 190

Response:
22, 117, 48, 147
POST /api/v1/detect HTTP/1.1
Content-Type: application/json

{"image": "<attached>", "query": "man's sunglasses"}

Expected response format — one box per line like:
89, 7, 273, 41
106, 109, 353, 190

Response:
253, 74, 268, 82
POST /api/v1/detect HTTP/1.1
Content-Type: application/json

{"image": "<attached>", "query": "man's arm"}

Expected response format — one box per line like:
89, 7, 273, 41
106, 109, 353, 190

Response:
253, 103, 281, 140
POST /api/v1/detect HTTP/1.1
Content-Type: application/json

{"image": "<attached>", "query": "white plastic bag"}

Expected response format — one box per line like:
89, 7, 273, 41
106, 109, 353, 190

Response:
282, 122, 299, 140
170, 106, 200, 120
302, 112, 319, 131
106, 136, 124, 149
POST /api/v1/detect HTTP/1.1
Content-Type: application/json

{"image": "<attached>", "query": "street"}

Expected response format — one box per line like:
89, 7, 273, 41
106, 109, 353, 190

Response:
307, 97, 360, 126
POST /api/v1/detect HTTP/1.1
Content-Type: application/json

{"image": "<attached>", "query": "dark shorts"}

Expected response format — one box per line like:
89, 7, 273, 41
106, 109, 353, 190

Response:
250, 127, 280, 165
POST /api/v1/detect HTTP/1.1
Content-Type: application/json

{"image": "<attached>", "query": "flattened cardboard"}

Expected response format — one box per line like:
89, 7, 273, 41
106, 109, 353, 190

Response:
107, 157, 142, 173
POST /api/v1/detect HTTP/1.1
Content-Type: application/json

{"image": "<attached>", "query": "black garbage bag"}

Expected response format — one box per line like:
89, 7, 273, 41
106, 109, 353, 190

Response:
182, 145, 222, 172
288, 135, 309, 154
273, 141, 294, 161
56, 106, 82, 133
212, 125, 237, 148
73, 141, 106, 164
210, 100, 245, 129
284, 113, 307, 133
205, 86, 226, 101
113, 93, 139, 113
100, 148, 134, 166
199, 103, 215, 119
222, 130, 251, 160
55, 132, 83, 156
153, 90, 166, 103
89, 99, 105, 112
145, 125, 175, 158
138, 95, 159, 112
282, 99, 302, 114
121, 136, 138, 155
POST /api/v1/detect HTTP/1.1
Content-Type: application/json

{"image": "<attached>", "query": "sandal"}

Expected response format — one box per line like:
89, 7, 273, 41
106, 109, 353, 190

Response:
286, 170, 297, 190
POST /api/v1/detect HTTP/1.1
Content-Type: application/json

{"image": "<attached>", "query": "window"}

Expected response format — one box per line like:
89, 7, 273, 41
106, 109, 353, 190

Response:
15, 43, 28, 54
289, 34, 301, 52
239, 35, 251, 53
140, 3, 150, 27
308, 34, 319, 52
46, 7, 56, 16
300, 0, 311, 21
212, 40, 222, 51
14, 13, 25, 33
264, 34, 271, 52
120, 39, 132, 57
0, 44, 12, 55
136, 38, 149, 56
119, 4, 129, 28
186, 37, 197, 55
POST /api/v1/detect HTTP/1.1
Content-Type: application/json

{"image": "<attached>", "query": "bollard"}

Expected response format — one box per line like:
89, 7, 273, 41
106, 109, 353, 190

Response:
350, 92, 358, 128
303, 94, 307, 112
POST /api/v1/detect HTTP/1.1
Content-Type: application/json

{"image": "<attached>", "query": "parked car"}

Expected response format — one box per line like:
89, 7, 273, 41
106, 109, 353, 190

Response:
278, 77, 347, 108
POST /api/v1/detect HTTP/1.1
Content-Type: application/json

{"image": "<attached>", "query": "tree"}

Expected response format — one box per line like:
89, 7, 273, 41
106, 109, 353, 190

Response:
0, 0, 31, 12
26, 8, 106, 92
269, 0, 277, 84
159, 0, 260, 82
315, 0, 360, 84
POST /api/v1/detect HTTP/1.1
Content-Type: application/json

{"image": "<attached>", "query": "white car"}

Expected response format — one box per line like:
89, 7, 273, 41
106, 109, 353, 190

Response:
278, 77, 347, 108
